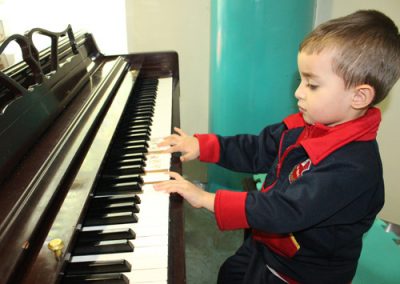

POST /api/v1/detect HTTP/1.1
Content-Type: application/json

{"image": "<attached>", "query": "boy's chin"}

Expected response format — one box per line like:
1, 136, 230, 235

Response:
301, 113, 314, 125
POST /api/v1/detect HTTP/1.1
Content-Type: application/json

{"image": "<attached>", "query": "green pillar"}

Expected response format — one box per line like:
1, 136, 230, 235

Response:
208, 0, 315, 192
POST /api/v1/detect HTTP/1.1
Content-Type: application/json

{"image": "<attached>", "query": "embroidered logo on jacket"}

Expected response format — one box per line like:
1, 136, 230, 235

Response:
289, 159, 311, 183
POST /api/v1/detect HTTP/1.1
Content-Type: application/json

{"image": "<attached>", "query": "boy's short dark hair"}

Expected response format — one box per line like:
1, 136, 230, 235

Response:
300, 10, 400, 104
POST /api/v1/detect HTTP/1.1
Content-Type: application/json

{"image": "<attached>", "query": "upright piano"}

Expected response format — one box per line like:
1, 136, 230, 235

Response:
0, 26, 185, 284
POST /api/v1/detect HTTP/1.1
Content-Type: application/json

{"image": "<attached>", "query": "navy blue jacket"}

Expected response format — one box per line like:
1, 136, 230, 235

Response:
196, 108, 384, 283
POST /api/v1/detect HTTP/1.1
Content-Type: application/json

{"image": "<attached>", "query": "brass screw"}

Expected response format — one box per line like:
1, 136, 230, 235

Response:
48, 239, 64, 261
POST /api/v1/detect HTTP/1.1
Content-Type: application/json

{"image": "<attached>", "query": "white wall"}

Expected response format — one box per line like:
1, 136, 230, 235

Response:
0, 0, 127, 65
316, 0, 400, 225
125, 0, 210, 135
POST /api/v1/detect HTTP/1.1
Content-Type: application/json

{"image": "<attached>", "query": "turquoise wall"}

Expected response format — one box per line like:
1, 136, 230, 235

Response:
208, 0, 315, 192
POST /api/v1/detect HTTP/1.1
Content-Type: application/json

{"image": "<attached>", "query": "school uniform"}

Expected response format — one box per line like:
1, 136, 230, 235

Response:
195, 107, 384, 284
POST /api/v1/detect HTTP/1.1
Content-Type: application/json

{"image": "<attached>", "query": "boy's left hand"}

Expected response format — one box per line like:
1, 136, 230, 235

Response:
154, 171, 215, 212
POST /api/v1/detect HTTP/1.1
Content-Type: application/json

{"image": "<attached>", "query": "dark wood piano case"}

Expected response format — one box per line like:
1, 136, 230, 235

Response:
0, 26, 185, 284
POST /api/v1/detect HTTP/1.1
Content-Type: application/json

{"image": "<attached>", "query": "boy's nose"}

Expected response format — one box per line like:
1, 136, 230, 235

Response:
294, 84, 304, 100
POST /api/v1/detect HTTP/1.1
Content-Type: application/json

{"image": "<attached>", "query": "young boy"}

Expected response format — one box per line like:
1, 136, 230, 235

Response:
154, 10, 400, 283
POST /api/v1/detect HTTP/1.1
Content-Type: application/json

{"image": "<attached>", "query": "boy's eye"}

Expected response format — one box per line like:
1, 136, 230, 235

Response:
307, 83, 319, 90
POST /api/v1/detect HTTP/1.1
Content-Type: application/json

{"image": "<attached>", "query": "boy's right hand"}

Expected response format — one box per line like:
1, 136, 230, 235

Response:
158, 127, 200, 162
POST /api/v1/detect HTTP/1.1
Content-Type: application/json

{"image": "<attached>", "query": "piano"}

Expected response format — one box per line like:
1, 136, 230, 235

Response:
0, 25, 185, 283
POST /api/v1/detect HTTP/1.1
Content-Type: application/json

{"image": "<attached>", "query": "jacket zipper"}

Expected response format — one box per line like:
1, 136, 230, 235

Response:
276, 131, 300, 178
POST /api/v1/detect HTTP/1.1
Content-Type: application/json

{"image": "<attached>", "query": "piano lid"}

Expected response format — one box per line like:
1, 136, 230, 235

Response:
0, 25, 88, 186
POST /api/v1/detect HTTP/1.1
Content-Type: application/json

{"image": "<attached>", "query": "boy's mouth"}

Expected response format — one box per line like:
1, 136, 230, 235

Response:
298, 105, 306, 113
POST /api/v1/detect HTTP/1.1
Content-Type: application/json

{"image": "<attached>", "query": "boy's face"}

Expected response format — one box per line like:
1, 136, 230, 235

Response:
295, 49, 357, 127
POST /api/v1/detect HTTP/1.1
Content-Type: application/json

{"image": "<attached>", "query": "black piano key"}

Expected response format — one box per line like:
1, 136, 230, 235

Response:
65, 260, 131, 275
109, 157, 145, 167
104, 155, 146, 172
131, 102, 154, 108
130, 107, 154, 116
116, 152, 147, 162
107, 152, 147, 164
103, 164, 144, 176
135, 84, 157, 91
77, 229, 136, 243
113, 137, 149, 150
121, 123, 152, 132
134, 100, 155, 107
125, 104, 153, 111
125, 111, 153, 120
100, 174, 143, 184
135, 95, 156, 102
73, 239, 134, 255
105, 161, 145, 172
135, 86, 157, 91
140, 78, 158, 84
90, 196, 141, 208
87, 201, 140, 215
122, 132, 150, 141
83, 212, 138, 226
114, 139, 148, 149
62, 273, 129, 284
134, 89, 157, 95
119, 117, 153, 128
134, 102, 155, 109
117, 130, 150, 140
110, 148, 147, 156
128, 115, 153, 122
127, 119, 152, 127
121, 126, 151, 134
133, 91, 155, 96
123, 143, 148, 152
95, 182, 142, 195
123, 125, 152, 134
131, 107, 154, 114
87, 203, 140, 215
132, 88, 156, 94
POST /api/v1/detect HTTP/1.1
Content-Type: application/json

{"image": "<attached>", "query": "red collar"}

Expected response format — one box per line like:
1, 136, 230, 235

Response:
283, 107, 381, 165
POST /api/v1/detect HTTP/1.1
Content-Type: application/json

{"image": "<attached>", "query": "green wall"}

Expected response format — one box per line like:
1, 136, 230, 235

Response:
208, 0, 315, 192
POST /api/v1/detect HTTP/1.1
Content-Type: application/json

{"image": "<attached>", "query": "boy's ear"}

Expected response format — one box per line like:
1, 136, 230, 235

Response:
352, 84, 375, 109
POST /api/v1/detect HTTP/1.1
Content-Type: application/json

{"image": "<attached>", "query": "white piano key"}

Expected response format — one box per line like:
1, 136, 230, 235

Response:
147, 140, 170, 153
142, 172, 170, 184
71, 245, 168, 269
144, 153, 171, 172
82, 212, 169, 237
150, 78, 172, 139
123, 268, 168, 283
82, 222, 168, 235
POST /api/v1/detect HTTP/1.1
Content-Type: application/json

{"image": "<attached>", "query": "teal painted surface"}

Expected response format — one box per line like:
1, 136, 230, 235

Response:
353, 219, 400, 284
208, 0, 315, 192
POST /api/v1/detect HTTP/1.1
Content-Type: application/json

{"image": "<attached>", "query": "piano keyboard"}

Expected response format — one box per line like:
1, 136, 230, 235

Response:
63, 76, 174, 284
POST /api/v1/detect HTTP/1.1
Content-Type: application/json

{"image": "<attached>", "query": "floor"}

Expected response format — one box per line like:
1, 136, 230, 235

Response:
182, 160, 243, 284
184, 202, 243, 284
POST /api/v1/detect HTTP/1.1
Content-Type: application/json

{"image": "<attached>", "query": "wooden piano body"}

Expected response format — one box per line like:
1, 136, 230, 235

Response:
0, 26, 185, 283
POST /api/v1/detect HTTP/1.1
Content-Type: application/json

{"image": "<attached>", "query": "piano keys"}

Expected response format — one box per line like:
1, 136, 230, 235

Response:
0, 26, 184, 283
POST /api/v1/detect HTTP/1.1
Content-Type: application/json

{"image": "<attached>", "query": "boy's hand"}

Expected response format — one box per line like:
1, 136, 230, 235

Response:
158, 127, 200, 162
154, 171, 215, 212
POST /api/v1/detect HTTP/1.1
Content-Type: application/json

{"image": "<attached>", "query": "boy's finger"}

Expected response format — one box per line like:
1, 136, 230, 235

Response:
180, 153, 192, 162
169, 171, 183, 180
174, 127, 186, 137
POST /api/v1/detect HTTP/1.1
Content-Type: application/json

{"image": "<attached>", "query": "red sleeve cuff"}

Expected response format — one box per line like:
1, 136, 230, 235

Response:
194, 133, 220, 163
214, 190, 249, 230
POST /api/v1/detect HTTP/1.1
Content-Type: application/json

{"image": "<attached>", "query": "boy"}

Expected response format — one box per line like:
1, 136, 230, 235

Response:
154, 10, 400, 283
